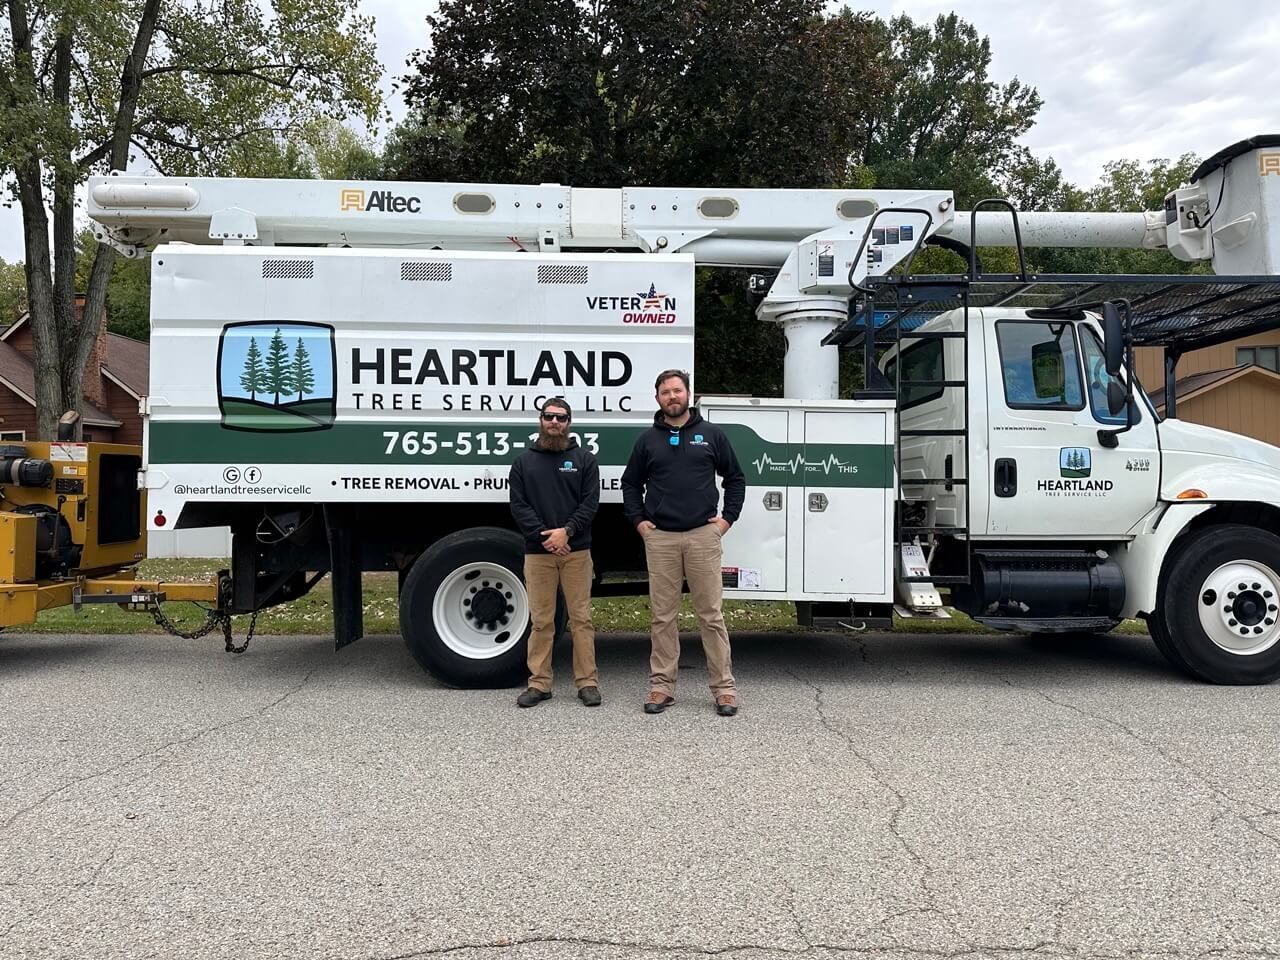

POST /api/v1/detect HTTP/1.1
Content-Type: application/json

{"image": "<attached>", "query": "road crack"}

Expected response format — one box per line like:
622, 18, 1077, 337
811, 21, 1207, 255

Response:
995, 676, 1280, 853
1, 664, 322, 832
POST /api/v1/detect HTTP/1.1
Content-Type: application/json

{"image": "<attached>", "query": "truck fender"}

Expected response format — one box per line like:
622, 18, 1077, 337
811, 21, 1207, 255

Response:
1116, 502, 1213, 618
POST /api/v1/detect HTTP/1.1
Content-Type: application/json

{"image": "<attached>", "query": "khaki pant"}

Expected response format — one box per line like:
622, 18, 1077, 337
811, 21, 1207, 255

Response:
524, 551, 597, 692
643, 524, 735, 696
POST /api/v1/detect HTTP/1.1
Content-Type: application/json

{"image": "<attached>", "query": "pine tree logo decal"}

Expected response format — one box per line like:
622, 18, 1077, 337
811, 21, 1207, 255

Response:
217, 321, 336, 432
1059, 447, 1092, 478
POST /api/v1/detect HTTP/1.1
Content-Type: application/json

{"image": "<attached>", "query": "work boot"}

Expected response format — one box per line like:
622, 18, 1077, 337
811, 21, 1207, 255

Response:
715, 693, 739, 717
578, 686, 602, 707
517, 687, 552, 708
644, 690, 675, 714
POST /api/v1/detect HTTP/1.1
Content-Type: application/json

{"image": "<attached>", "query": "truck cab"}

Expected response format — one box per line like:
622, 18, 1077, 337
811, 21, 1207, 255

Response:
890, 302, 1280, 685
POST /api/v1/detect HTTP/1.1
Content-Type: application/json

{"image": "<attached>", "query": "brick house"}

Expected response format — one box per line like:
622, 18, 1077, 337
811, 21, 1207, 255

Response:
0, 294, 148, 443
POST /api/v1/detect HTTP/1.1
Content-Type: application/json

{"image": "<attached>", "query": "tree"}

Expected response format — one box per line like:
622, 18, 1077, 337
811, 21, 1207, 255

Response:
291, 338, 315, 400
265, 328, 295, 406
0, 1, 381, 437
397, 0, 888, 187
861, 13, 1042, 205
72, 227, 149, 340
0, 257, 26, 324
239, 337, 266, 402
392, 4, 1042, 395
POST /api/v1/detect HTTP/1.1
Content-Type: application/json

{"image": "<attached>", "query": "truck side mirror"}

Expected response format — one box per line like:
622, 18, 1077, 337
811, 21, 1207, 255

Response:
1107, 380, 1127, 416
1103, 302, 1125, 377
1031, 341, 1065, 399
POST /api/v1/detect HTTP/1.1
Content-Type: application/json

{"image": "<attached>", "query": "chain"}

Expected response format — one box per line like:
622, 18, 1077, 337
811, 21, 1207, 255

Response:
150, 603, 260, 654
222, 609, 260, 654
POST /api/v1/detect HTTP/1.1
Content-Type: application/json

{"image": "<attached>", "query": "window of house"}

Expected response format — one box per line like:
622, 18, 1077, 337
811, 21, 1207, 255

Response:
1237, 346, 1279, 371
0, 430, 25, 442
884, 339, 945, 409
995, 321, 1084, 410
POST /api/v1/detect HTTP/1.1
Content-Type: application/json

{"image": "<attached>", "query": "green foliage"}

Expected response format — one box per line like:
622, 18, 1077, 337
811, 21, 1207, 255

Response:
861, 14, 1043, 205
1, 0, 383, 436
227, 117, 383, 180
71, 228, 150, 339
396, 0, 886, 187
0, 258, 27, 324
392, 3, 1049, 396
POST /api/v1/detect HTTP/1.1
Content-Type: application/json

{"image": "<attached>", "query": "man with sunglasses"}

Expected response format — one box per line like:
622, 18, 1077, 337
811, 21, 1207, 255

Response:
508, 398, 602, 708
622, 370, 745, 717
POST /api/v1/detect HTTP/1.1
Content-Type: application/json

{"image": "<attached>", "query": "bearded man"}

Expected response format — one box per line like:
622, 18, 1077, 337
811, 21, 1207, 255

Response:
508, 398, 602, 708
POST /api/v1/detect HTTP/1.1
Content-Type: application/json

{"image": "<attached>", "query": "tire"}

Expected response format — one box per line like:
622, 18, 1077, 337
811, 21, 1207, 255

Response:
1153, 524, 1280, 685
399, 526, 564, 688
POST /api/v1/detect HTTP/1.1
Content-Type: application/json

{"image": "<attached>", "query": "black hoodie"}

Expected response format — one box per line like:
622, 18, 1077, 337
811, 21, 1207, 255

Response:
509, 438, 600, 554
621, 408, 745, 532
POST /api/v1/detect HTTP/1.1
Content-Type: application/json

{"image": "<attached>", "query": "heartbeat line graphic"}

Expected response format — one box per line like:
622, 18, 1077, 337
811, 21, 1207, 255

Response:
751, 453, 850, 474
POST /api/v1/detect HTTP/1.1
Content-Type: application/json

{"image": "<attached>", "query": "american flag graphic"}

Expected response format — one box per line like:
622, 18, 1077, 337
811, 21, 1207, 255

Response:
637, 283, 666, 309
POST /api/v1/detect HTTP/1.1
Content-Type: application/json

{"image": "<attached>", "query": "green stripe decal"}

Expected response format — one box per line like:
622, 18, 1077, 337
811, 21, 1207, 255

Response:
149, 421, 893, 488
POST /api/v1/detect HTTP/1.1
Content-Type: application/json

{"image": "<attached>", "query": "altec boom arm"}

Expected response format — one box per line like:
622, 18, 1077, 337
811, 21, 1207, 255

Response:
86, 175, 1166, 264
86, 135, 1280, 399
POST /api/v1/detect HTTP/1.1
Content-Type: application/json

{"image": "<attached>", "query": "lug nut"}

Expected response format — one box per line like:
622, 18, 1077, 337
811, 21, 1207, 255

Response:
1229, 619, 1238, 627
1239, 583, 1248, 590
1253, 583, 1262, 590
1228, 592, 1237, 599
1241, 627, 1250, 635
1255, 627, 1264, 635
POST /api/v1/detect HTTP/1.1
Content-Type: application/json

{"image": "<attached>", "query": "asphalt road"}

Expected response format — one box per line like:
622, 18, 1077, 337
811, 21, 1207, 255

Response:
2, 628, 1278, 960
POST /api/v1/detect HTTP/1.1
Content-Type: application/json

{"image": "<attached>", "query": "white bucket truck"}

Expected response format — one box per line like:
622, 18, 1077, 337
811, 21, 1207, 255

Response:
84, 134, 1280, 685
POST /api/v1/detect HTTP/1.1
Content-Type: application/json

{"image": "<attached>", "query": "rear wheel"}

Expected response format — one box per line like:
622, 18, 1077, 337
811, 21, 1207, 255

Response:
399, 527, 563, 688
1154, 524, 1280, 685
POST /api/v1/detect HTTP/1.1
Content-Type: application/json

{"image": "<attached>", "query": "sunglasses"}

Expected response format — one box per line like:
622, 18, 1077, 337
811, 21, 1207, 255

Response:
541, 412, 570, 423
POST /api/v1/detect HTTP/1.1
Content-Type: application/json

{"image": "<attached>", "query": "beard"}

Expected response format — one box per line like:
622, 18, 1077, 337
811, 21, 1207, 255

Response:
538, 428, 570, 451
663, 399, 689, 419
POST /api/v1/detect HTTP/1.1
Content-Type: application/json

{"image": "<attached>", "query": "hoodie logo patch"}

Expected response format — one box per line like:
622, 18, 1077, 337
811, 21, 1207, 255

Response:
691, 434, 709, 446
559, 460, 578, 473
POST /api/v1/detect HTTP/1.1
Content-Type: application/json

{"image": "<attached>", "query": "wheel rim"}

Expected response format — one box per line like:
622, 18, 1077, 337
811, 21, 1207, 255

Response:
1196, 559, 1280, 656
431, 561, 529, 660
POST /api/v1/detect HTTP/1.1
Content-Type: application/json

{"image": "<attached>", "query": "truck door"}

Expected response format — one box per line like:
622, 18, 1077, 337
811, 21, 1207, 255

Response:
984, 317, 1159, 537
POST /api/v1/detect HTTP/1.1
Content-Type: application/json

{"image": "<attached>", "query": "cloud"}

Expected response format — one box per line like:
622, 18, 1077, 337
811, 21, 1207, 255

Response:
860, 0, 1280, 185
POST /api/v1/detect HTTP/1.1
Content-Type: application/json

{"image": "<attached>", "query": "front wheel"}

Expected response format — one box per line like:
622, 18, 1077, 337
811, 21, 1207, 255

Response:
399, 527, 562, 688
1153, 524, 1280, 685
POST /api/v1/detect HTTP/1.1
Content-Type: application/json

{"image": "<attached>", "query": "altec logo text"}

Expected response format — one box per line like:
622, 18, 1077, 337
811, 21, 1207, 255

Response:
340, 188, 423, 213
586, 284, 677, 324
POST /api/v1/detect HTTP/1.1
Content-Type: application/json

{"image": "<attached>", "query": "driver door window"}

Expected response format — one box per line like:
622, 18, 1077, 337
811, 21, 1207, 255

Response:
996, 321, 1084, 410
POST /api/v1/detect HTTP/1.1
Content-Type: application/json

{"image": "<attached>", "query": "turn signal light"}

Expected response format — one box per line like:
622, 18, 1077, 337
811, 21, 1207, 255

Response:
1176, 489, 1208, 500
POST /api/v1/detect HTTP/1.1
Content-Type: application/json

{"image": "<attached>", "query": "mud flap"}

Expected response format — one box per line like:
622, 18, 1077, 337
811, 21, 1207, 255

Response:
324, 504, 364, 650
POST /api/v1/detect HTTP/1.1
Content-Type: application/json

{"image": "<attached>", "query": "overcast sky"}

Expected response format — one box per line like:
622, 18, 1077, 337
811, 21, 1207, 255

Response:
2, 0, 1277, 263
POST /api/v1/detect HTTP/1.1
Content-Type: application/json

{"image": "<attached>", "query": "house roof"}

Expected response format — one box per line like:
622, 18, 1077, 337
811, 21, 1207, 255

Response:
0, 339, 120, 427
104, 333, 149, 395
1149, 363, 1280, 410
